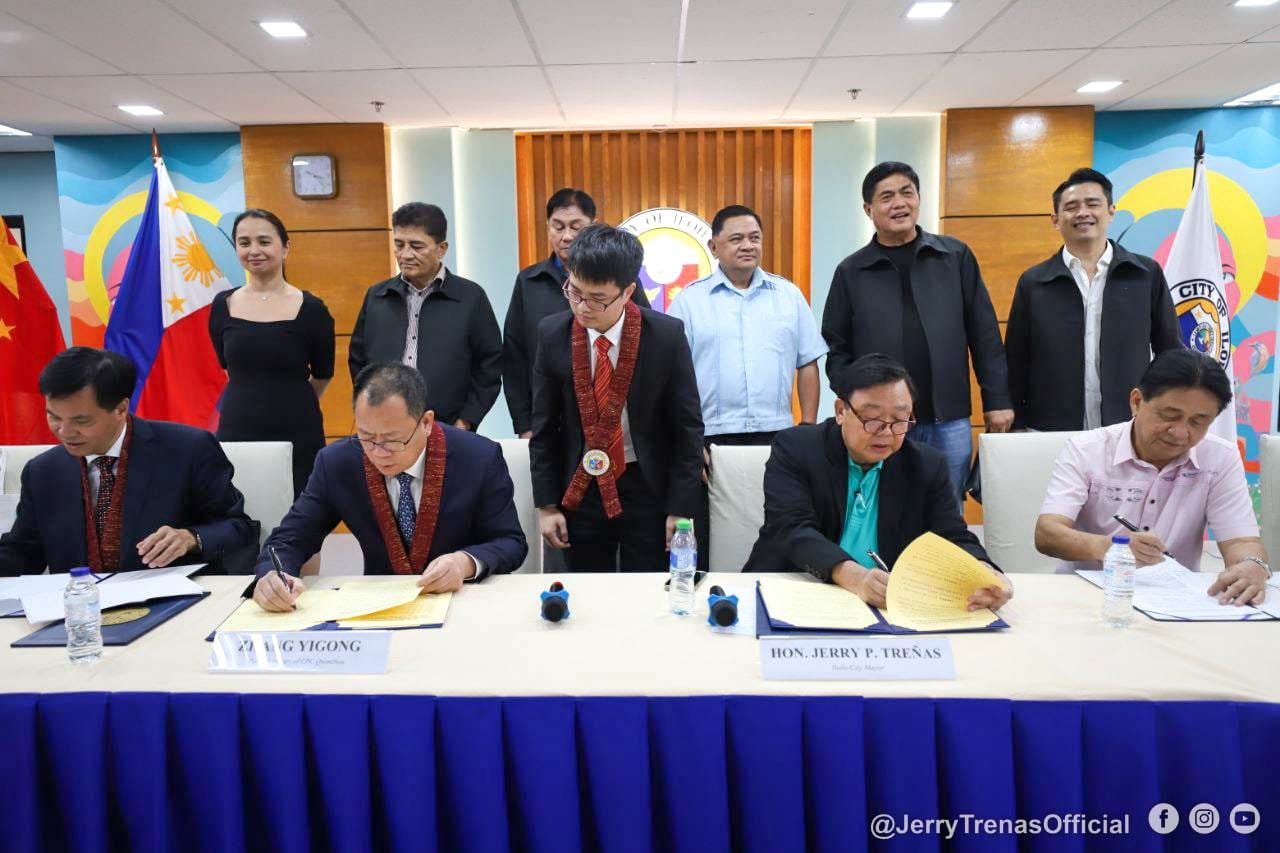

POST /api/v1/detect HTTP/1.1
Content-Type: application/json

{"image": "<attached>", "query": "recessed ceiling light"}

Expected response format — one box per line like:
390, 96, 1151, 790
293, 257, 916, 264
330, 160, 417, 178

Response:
1077, 80, 1124, 93
906, 2, 954, 19
0, 123, 32, 136
1224, 81, 1280, 106
1233, 0, 1279, 8
118, 105, 164, 117
259, 21, 307, 38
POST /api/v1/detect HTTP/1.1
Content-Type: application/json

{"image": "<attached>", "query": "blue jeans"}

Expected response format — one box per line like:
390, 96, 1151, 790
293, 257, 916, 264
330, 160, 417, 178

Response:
910, 418, 972, 510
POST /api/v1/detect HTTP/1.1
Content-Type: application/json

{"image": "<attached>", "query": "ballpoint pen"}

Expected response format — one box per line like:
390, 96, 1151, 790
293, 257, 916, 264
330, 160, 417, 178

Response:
1112, 514, 1174, 559
267, 544, 297, 610
866, 550, 892, 573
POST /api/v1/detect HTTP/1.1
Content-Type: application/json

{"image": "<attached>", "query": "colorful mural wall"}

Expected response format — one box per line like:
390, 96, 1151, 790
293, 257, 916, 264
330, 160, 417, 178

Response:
1095, 107, 1280, 506
52, 134, 244, 346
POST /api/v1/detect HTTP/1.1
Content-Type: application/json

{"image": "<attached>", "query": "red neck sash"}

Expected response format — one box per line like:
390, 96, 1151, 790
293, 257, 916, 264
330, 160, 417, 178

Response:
363, 422, 447, 574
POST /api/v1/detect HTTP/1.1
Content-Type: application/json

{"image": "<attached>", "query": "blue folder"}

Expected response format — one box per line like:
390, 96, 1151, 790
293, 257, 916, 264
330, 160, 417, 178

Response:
754, 582, 1007, 638
11, 591, 210, 647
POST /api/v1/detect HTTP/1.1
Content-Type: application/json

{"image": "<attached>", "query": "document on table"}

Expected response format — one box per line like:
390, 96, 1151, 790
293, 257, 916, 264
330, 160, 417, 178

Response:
5, 564, 207, 622
758, 577, 879, 631
217, 578, 428, 633
885, 532, 1005, 632
1077, 558, 1280, 621
337, 581, 452, 629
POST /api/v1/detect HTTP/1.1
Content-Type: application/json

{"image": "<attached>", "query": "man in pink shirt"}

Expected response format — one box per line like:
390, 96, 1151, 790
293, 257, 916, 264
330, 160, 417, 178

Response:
1035, 349, 1269, 605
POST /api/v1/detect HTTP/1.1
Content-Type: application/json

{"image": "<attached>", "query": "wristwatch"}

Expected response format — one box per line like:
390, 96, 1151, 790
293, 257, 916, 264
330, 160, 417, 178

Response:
189, 529, 203, 555
1243, 556, 1271, 578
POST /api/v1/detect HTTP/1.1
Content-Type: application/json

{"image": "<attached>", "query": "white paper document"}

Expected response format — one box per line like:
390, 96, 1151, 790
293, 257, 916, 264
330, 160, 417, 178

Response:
1077, 559, 1279, 621
13, 564, 206, 623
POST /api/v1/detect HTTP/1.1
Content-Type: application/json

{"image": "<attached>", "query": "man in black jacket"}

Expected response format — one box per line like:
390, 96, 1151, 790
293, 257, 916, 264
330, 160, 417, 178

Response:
1005, 168, 1181, 431
502, 188, 649, 438
822, 161, 1012, 506
745, 354, 1011, 611
349, 202, 502, 431
530, 224, 704, 572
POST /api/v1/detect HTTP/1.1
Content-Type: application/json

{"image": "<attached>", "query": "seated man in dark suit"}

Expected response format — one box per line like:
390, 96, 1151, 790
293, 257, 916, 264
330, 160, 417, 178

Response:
531, 223, 704, 572
0, 347, 259, 576
745, 353, 1013, 611
252, 362, 527, 612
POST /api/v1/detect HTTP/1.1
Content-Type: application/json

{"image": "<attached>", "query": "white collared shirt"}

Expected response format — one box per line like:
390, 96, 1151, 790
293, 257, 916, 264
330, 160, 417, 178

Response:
401, 266, 448, 368
385, 439, 484, 581
84, 421, 127, 504
1062, 242, 1113, 430
586, 312, 638, 464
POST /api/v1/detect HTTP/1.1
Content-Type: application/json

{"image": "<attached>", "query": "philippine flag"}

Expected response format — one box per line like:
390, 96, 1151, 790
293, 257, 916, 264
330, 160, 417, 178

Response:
104, 154, 231, 429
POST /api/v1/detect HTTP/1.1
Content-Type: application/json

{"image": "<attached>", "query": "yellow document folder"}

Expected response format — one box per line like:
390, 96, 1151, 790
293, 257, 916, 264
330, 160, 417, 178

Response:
215, 578, 452, 634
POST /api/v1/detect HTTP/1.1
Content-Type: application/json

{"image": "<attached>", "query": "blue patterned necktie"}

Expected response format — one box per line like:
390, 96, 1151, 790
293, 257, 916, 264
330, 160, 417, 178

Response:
394, 472, 416, 546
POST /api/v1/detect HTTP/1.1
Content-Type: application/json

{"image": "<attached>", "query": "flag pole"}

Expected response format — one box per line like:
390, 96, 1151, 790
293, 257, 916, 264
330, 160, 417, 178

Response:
1192, 129, 1204, 186
150, 128, 161, 161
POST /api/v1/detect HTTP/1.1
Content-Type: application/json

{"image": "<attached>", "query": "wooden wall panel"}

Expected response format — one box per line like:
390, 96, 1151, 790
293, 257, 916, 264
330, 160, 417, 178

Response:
941, 107, 1095, 218
322, 336, 354, 442
941, 216, 1061, 321
515, 128, 813, 299
285, 230, 393, 334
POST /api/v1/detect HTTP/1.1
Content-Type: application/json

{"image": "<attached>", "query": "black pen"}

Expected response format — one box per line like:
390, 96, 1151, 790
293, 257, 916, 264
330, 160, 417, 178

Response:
267, 545, 297, 610
1112, 514, 1174, 559
866, 550, 892, 573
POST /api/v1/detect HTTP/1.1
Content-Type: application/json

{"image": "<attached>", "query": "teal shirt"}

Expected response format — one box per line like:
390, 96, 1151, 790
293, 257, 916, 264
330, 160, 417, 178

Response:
838, 458, 883, 568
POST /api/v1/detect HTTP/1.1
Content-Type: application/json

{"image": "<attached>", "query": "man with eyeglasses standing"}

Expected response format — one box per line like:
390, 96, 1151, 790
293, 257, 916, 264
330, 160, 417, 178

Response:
250, 362, 527, 612
530, 224, 704, 572
745, 354, 1012, 611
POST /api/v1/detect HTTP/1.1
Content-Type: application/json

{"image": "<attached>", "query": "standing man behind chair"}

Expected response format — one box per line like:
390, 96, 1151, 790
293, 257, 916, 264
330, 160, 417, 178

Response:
530, 224, 704, 572
822, 161, 1012, 505
349, 202, 502, 431
0, 348, 258, 576
1005, 168, 1181, 432
503, 188, 649, 439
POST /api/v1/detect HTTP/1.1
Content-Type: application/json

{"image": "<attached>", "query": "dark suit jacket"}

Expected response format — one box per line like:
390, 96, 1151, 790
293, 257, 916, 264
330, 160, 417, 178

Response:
744, 419, 993, 579
529, 308, 705, 518
1005, 241, 1181, 431
348, 271, 502, 427
0, 418, 259, 576
253, 424, 527, 578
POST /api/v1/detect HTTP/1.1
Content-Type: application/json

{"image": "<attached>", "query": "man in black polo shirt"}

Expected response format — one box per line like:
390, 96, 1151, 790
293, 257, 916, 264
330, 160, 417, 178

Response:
349, 202, 502, 431
501, 188, 649, 438
1005, 167, 1181, 431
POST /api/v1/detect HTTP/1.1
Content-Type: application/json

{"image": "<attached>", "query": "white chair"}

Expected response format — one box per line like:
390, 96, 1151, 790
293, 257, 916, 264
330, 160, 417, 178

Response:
708, 444, 771, 572
2, 441, 291, 548
979, 431, 1081, 573
1260, 435, 1280, 566
498, 438, 541, 573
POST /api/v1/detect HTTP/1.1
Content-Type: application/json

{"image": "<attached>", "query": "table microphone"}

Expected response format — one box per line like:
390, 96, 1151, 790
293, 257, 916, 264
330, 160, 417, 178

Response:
707, 585, 738, 627
540, 581, 570, 622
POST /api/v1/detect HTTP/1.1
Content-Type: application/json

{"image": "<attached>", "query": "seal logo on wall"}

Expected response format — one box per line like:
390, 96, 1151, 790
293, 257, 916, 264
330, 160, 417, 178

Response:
1173, 278, 1231, 367
618, 208, 715, 312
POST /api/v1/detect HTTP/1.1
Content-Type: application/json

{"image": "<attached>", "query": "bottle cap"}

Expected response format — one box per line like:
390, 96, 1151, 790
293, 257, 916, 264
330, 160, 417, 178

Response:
676, 519, 693, 531
69, 566, 92, 577
1110, 535, 1131, 545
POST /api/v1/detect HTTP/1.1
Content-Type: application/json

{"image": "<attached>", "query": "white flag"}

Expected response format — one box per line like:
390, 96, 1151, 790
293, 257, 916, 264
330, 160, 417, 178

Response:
1162, 159, 1237, 444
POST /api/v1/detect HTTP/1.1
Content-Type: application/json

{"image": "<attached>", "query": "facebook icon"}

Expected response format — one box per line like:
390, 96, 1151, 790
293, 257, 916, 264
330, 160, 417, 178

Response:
1149, 803, 1180, 834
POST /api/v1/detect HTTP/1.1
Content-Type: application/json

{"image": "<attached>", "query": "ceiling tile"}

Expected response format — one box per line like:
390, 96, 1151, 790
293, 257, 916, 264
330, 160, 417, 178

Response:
824, 0, 1011, 57
12, 75, 234, 132
547, 63, 674, 126
0, 79, 132, 135
965, 0, 1170, 52
682, 0, 847, 62
143, 73, 340, 124
347, 0, 537, 67
0, 10, 119, 76
1015, 44, 1225, 109
896, 49, 1089, 113
1108, 0, 1280, 48
785, 53, 951, 119
675, 59, 810, 123
518, 0, 679, 64
278, 69, 451, 124
411, 66, 562, 127
1109, 41, 1280, 110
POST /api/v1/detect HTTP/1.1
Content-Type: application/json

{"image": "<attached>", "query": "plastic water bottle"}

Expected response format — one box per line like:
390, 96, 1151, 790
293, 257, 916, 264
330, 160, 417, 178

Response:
1101, 535, 1136, 628
65, 567, 103, 664
668, 519, 697, 616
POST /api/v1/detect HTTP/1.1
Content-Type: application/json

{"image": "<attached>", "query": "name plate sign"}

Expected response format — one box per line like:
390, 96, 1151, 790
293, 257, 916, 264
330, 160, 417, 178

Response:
209, 631, 391, 674
760, 636, 956, 681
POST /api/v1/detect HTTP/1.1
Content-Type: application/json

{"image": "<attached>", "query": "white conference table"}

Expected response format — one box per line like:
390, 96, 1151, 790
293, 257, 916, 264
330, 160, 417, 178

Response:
2, 572, 1275, 703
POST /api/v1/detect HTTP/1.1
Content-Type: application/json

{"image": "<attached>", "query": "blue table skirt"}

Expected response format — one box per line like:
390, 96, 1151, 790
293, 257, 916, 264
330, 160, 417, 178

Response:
2, 694, 1276, 853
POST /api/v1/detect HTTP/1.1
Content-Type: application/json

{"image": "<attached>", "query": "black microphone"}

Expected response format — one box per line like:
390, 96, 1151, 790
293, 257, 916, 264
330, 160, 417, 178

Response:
541, 581, 569, 622
708, 585, 738, 627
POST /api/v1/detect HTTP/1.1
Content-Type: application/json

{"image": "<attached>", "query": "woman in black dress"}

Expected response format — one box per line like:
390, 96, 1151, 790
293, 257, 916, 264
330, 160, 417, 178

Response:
210, 209, 335, 498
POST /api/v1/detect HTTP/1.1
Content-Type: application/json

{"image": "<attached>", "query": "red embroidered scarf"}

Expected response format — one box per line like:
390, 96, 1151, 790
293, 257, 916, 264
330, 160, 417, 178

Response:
78, 416, 133, 573
363, 422, 447, 575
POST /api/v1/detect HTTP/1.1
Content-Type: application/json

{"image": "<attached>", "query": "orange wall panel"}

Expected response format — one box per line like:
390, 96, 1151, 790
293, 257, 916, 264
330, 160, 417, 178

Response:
285, 230, 393, 335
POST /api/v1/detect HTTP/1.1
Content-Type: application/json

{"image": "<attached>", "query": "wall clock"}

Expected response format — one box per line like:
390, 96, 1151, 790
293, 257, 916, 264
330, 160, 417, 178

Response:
291, 153, 337, 199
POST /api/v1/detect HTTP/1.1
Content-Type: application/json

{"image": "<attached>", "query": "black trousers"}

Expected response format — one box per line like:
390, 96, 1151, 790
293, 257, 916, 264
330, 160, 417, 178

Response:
565, 468, 668, 572
695, 431, 780, 572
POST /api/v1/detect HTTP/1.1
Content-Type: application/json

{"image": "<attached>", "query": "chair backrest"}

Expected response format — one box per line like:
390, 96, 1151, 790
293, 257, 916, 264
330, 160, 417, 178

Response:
498, 438, 540, 573
2, 441, 291, 548
219, 442, 293, 546
1261, 435, 1280, 565
708, 444, 772, 572
979, 431, 1082, 573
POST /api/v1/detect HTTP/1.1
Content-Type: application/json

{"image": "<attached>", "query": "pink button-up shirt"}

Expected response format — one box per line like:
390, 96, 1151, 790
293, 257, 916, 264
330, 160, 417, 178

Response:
1040, 420, 1258, 572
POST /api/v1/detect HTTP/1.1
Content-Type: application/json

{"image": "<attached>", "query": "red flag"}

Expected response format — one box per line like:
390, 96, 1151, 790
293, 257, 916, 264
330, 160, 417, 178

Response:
0, 219, 67, 443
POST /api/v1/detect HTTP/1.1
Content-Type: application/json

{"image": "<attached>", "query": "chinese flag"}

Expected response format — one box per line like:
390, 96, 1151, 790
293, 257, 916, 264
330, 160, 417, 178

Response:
0, 219, 66, 443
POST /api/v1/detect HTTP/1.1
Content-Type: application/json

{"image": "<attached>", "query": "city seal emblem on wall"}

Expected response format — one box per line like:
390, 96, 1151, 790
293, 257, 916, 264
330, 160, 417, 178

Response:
1172, 278, 1231, 368
618, 208, 715, 312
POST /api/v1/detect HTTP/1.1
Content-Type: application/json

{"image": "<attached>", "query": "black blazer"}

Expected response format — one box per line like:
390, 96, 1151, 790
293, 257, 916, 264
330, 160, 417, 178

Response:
744, 419, 992, 579
1005, 241, 1182, 431
502, 256, 649, 435
0, 418, 259, 576
348, 270, 502, 427
529, 308, 705, 518
253, 424, 527, 578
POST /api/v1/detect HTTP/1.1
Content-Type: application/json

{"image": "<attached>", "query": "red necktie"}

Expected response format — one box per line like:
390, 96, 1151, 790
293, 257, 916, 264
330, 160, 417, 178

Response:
593, 336, 626, 475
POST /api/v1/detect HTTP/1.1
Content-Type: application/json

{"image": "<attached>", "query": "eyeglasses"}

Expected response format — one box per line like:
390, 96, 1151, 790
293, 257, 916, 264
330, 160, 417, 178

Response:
848, 411, 916, 436
351, 421, 420, 453
562, 283, 626, 313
